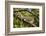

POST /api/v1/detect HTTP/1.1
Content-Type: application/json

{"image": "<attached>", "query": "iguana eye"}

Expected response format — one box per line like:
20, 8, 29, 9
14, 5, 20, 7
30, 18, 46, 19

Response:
24, 19, 26, 21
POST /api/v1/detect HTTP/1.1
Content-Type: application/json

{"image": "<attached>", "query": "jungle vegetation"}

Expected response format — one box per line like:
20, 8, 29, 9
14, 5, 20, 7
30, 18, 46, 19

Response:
13, 8, 39, 28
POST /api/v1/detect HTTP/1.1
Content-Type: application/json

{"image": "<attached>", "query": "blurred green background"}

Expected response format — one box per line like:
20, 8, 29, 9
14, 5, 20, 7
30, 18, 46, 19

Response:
13, 8, 39, 28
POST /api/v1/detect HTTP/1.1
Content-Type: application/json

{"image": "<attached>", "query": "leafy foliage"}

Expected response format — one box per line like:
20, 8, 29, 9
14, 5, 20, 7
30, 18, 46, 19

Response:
13, 8, 39, 28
